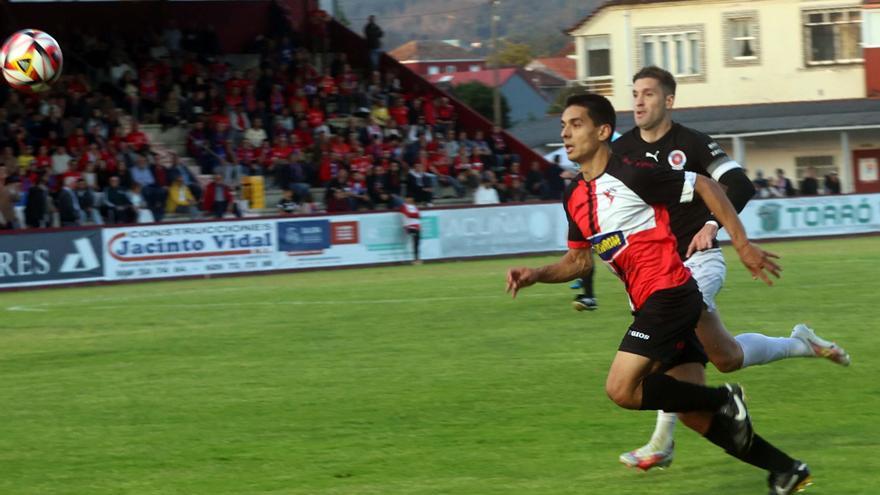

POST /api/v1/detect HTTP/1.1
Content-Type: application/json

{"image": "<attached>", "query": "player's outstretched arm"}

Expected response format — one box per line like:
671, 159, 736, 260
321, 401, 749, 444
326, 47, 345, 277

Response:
506, 248, 592, 298
694, 175, 781, 285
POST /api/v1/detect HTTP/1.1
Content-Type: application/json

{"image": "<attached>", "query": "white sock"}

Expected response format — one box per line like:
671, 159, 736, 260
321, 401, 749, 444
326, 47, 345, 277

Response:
736, 333, 812, 368
647, 410, 677, 450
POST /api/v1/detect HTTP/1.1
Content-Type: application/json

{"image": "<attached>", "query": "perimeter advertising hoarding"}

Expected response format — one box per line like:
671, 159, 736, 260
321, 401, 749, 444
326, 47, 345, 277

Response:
433, 203, 568, 258
102, 221, 276, 280
274, 213, 414, 268
0, 229, 103, 288
717, 194, 880, 241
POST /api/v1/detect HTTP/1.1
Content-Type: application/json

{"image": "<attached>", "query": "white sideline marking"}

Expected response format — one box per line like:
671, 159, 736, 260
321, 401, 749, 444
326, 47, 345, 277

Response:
6, 306, 48, 312
5, 292, 560, 312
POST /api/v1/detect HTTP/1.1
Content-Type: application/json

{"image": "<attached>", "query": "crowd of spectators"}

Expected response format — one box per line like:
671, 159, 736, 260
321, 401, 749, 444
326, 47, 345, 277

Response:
751, 167, 841, 198
0, 13, 564, 230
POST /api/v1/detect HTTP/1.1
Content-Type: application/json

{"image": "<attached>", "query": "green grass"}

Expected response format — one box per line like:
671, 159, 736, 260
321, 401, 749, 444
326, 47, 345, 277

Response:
1, 236, 879, 494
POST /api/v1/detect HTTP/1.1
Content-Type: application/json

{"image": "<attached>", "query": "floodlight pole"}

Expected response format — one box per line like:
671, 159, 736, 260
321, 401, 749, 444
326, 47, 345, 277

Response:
490, 0, 501, 127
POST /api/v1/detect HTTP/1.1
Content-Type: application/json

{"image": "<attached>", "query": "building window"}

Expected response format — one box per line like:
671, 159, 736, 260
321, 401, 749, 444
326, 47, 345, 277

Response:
724, 11, 760, 66
583, 35, 611, 78
427, 66, 440, 75
636, 25, 704, 80
863, 10, 880, 48
469, 65, 481, 72
795, 156, 837, 182
445, 65, 456, 73
803, 8, 863, 65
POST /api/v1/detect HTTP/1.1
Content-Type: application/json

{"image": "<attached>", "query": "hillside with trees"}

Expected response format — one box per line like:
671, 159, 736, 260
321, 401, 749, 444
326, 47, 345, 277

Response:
338, 0, 604, 58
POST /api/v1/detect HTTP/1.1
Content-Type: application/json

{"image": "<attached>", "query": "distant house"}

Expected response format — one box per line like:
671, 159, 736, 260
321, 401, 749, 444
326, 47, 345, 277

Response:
510, 0, 880, 194
428, 68, 561, 125
389, 40, 486, 77
525, 56, 577, 83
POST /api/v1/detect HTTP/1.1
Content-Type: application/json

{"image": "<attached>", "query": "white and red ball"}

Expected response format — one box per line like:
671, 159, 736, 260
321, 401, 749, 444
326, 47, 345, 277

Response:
0, 29, 63, 94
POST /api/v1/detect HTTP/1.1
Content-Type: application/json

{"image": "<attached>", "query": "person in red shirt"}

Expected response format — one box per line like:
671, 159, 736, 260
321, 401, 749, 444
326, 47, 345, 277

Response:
422, 96, 436, 127
507, 93, 810, 494
503, 161, 523, 188
330, 134, 351, 157
202, 174, 238, 218
225, 70, 249, 94
139, 68, 160, 111
350, 153, 373, 176
306, 107, 325, 128
436, 97, 455, 134
236, 140, 258, 172
289, 87, 310, 117
418, 150, 463, 198
272, 135, 294, 164
320, 68, 338, 96
294, 119, 314, 148
125, 122, 150, 152
255, 140, 273, 170
33, 145, 51, 170
388, 98, 409, 127
338, 64, 358, 115
67, 127, 89, 155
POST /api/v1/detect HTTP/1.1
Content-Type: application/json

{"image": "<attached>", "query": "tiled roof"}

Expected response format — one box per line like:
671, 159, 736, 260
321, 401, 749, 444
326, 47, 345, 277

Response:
527, 57, 576, 81
389, 40, 484, 62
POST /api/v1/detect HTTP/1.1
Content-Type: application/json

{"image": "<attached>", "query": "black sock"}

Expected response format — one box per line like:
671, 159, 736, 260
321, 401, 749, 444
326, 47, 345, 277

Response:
581, 270, 595, 298
639, 373, 729, 412
705, 418, 796, 473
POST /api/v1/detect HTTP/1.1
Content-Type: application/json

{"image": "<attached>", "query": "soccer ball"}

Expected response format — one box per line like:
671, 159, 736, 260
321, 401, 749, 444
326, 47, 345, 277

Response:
0, 29, 63, 93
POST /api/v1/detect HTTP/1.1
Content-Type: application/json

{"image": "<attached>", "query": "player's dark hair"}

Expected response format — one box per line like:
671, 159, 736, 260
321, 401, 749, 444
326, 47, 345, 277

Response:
564, 93, 616, 137
633, 66, 677, 95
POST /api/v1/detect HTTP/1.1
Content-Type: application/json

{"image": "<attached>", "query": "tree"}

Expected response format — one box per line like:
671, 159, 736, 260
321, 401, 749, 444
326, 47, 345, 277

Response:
486, 40, 533, 68
333, 0, 351, 27
450, 82, 512, 129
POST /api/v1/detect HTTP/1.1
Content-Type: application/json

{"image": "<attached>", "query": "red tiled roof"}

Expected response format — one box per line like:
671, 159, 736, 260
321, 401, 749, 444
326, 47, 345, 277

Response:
529, 57, 576, 81
389, 40, 485, 62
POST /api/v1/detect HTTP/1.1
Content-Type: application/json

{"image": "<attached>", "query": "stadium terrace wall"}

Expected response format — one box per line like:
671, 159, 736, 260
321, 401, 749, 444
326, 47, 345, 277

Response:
3, 1, 274, 53
2, 194, 880, 290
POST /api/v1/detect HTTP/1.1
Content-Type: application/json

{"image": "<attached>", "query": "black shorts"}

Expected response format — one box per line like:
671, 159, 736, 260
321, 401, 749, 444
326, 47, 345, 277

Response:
618, 278, 708, 370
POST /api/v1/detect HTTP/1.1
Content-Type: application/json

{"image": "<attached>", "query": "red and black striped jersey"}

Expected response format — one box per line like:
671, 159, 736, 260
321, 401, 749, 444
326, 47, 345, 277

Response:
564, 154, 697, 311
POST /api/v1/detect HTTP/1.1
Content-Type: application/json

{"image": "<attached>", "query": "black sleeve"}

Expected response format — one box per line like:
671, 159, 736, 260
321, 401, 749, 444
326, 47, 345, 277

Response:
685, 127, 736, 179
717, 167, 755, 214
621, 162, 695, 206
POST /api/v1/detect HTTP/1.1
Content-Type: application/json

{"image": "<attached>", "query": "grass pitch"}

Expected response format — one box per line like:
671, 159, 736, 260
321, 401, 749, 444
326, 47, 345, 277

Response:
1, 237, 878, 494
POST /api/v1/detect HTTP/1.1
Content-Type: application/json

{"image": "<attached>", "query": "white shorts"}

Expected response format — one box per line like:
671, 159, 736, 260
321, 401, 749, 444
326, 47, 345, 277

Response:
684, 248, 726, 312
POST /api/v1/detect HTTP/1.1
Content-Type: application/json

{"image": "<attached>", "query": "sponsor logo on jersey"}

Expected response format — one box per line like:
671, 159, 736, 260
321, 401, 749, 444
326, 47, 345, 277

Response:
668, 149, 687, 170
645, 150, 660, 162
590, 230, 626, 261
629, 330, 650, 340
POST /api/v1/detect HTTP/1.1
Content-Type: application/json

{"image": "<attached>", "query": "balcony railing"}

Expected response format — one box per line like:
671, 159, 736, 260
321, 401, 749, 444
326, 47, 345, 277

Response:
578, 77, 614, 97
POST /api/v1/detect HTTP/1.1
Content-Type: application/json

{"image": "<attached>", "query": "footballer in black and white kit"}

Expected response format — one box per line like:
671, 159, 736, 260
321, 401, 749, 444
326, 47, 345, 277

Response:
615, 67, 848, 490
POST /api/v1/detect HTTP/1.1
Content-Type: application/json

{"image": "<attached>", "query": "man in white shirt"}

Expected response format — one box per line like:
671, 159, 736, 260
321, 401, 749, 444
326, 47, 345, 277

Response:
244, 117, 268, 148
474, 178, 500, 205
